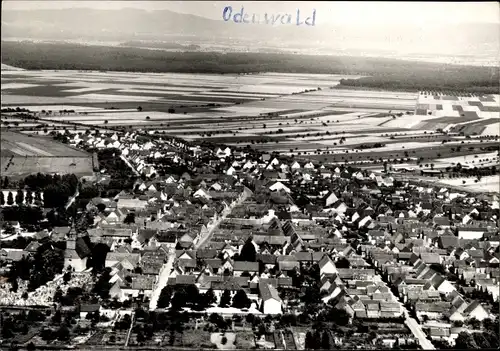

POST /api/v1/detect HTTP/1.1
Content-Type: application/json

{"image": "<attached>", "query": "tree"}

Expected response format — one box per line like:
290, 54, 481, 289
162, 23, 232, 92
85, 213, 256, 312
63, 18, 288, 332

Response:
203, 288, 216, 307
3, 176, 9, 188
25, 191, 33, 205
51, 310, 62, 325
185, 284, 200, 305
305, 331, 315, 349
10, 278, 19, 292
34, 191, 42, 204
455, 332, 478, 349
321, 331, 331, 349
239, 237, 256, 262
104, 120, 108, 124
170, 290, 187, 311
0, 191, 4, 205
63, 271, 72, 284
7, 191, 14, 206
57, 325, 70, 341
54, 287, 63, 303
468, 317, 481, 330
335, 257, 350, 269
219, 289, 231, 308
124, 212, 135, 224
232, 289, 251, 309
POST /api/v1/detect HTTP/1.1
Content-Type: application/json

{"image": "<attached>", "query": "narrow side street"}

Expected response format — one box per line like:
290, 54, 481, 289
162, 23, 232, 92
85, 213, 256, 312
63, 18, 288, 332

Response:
194, 187, 251, 250
120, 154, 140, 176
368, 259, 435, 350
403, 310, 436, 350
149, 249, 175, 311
124, 311, 135, 347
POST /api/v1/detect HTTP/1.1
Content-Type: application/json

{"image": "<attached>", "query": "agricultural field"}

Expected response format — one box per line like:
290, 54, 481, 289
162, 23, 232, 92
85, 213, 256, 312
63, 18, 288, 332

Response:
437, 175, 500, 193
2, 69, 499, 173
0, 131, 89, 157
0, 130, 94, 179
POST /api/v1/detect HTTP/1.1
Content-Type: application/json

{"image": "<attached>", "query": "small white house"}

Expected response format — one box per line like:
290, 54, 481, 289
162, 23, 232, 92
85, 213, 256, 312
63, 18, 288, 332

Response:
458, 228, 486, 240
269, 181, 290, 193
319, 255, 338, 276
259, 283, 282, 314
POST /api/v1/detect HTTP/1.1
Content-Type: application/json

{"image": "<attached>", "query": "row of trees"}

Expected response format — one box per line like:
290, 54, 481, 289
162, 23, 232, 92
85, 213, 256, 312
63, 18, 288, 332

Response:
0, 189, 42, 206
157, 285, 253, 311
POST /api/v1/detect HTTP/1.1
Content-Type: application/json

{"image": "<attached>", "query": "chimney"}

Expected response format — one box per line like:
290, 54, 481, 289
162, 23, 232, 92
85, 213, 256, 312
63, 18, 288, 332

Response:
67, 238, 76, 250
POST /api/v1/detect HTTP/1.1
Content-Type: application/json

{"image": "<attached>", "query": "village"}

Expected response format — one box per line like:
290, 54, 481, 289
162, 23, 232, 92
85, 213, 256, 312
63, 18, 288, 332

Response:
0, 127, 498, 350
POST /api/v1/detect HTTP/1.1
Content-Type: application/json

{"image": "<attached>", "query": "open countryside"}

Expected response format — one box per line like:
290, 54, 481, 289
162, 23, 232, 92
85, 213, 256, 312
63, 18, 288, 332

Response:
2, 68, 499, 190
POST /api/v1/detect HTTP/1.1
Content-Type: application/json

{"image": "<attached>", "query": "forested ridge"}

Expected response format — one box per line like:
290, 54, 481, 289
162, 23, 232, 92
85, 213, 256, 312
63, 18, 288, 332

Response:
2, 41, 498, 93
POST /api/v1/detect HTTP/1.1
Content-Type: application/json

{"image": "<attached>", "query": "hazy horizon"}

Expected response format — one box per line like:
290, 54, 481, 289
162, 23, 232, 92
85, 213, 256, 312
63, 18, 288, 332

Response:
2, 1, 499, 66
3, 1, 499, 25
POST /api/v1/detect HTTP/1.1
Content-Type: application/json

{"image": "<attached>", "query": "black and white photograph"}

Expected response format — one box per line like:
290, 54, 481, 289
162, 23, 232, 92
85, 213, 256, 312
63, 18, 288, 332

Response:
0, 1, 499, 350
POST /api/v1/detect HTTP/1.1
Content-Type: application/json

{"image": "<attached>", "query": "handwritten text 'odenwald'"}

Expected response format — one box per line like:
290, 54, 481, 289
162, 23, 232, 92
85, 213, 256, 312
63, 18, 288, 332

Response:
223, 6, 316, 26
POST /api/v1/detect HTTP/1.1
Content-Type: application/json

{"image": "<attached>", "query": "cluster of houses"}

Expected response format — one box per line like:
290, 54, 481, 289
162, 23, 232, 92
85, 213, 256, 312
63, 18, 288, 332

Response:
1, 129, 498, 347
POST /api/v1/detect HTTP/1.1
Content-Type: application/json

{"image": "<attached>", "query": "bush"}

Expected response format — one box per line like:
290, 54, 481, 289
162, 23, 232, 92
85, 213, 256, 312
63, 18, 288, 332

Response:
221, 336, 228, 345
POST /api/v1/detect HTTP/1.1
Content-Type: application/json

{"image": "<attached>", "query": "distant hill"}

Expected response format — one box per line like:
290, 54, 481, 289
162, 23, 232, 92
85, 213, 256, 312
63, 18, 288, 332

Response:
1, 8, 499, 61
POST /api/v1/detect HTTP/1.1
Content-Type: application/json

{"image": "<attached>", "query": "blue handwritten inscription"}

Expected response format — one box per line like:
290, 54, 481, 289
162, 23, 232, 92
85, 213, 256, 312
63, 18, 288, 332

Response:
222, 6, 316, 26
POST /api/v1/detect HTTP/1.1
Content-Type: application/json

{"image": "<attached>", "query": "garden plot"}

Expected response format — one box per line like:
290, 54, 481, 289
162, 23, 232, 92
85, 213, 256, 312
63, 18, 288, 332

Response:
1, 63, 25, 71
1, 94, 123, 105
481, 123, 500, 136
50, 111, 202, 121
349, 141, 445, 153
280, 109, 327, 118
214, 106, 285, 114
432, 152, 499, 166
195, 91, 278, 98
188, 93, 263, 100
16, 142, 53, 156
63, 87, 111, 93
56, 82, 209, 92
72, 93, 165, 102
438, 176, 499, 193
1, 123, 47, 129
325, 89, 418, 99
118, 88, 209, 94
6, 105, 103, 112
382, 115, 435, 128
211, 333, 236, 350
1, 83, 40, 90
294, 135, 389, 145
159, 99, 232, 105
226, 85, 313, 95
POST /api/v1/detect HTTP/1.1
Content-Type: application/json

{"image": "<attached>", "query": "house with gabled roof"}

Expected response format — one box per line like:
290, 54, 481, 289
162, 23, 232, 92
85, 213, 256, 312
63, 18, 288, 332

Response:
462, 300, 490, 321
64, 236, 91, 272
259, 283, 282, 314
319, 255, 338, 276
233, 261, 259, 277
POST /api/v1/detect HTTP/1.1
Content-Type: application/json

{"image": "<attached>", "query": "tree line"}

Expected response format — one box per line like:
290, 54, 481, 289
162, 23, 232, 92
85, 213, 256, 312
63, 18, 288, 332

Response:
2, 41, 497, 90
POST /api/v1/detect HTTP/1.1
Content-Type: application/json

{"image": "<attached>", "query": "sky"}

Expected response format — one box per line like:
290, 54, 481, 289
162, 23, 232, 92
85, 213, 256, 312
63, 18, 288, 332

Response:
3, 1, 500, 26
